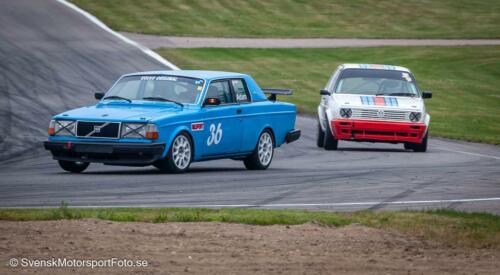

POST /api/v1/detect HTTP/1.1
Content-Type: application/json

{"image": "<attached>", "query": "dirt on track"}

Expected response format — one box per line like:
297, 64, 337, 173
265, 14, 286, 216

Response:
0, 219, 498, 274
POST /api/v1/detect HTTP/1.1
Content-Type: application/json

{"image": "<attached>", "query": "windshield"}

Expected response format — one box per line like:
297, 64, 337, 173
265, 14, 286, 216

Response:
105, 75, 205, 104
335, 69, 419, 97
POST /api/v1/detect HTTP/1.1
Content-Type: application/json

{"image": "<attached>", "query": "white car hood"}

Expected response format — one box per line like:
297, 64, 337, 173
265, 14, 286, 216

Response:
332, 94, 423, 110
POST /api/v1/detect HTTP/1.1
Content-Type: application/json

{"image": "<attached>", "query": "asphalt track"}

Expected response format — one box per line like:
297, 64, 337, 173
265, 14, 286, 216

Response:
0, 0, 499, 214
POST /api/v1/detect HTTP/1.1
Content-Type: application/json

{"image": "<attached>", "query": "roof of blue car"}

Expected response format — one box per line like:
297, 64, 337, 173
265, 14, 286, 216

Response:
124, 70, 247, 80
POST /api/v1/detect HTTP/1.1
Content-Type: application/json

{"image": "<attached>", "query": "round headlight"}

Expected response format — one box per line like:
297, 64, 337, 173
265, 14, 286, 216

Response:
340, 108, 352, 118
409, 112, 422, 122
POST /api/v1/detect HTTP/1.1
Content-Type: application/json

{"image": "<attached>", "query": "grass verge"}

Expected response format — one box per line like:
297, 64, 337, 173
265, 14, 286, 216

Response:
1, 203, 499, 249
70, 0, 500, 39
157, 46, 500, 144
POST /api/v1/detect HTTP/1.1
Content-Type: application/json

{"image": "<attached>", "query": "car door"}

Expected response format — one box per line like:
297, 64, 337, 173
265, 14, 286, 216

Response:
230, 78, 257, 153
200, 79, 242, 157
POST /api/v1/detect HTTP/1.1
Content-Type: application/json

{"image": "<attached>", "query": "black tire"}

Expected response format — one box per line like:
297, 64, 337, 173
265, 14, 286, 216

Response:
58, 160, 89, 173
244, 129, 274, 170
323, 122, 338, 150
413, 132, 428, 152
316, 121, 325, 148
404, 142, 415, 150
154, 132, 192, 173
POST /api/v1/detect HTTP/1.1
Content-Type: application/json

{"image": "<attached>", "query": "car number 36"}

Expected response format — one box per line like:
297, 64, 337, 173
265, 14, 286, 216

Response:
207, 123, 223, 146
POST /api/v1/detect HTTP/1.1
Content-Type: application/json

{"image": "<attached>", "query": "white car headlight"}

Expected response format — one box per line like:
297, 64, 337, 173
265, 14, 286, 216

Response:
121, 123, 147, 138
51, 120, 76, 136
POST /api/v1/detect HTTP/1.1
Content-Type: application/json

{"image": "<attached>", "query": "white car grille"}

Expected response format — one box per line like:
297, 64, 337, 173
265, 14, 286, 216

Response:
351, 108, 410, 122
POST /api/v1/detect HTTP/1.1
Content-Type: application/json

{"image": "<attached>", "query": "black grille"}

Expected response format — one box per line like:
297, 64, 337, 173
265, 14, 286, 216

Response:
76, 121, 120, 138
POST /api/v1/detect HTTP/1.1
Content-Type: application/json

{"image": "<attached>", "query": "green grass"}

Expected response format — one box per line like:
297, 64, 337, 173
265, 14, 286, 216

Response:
1, 203, 499, 249
157, 46, 500, 144
70, 0, 500, 39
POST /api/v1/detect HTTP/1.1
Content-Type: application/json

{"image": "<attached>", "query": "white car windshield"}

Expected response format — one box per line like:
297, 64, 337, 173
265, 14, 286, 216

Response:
335, 69, 419, 97
105, 75, 205, 104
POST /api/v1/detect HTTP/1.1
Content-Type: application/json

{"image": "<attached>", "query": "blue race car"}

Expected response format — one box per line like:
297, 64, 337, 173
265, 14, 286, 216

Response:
44, 71, 300, 173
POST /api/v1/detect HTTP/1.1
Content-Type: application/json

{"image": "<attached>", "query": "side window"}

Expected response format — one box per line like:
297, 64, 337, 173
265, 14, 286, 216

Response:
231, 79, 250, 103
206, 80, 234, 104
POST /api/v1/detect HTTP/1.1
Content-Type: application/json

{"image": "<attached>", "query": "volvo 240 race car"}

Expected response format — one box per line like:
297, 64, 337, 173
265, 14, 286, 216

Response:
317, 64, 432, 152
44, 71, 300, 173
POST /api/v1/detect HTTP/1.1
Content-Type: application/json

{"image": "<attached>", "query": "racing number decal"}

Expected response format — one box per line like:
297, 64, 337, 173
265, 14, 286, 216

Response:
207, 123, 223, 146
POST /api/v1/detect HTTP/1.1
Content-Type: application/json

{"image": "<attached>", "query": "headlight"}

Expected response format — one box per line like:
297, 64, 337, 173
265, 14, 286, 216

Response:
121, 123, 159, 139
121, 123, 147, 138
409, 112, 422, 122
340, 108, 352, 118
49, 120, 76, 136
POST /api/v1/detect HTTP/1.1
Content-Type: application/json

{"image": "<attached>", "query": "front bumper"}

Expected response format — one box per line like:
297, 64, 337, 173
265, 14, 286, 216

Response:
331, 119, 427, 143
286, 129, 301, 143
44, 141, 165, 165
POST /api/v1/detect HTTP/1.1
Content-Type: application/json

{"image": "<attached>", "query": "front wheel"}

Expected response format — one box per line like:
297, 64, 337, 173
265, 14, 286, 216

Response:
244, 130, 274, 170
154, 132, 192, 173
413, 132, 428, 152
404, 132, 428, 152
58, 160, 89, 173
323, 121, 338, 150
316, 121, 325, 148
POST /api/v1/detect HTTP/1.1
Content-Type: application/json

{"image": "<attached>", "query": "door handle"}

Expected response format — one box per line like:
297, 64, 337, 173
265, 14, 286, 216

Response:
236, 109, 242, 114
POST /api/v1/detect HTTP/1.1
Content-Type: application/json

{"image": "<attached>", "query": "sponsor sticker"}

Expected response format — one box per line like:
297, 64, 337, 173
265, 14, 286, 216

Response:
191, 122, 204, 131
402, 72, 412, 82
140, 76, 177, 81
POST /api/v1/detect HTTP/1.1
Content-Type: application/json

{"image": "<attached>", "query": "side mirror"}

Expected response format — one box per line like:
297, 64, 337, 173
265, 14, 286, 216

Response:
203, 97, 221, 106
320, 89, 331, 96
95, 92, 105, 100
422, 91, 432, 99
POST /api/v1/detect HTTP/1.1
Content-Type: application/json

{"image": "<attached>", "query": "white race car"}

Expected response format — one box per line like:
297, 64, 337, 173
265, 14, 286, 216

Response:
317, 64, 432, 152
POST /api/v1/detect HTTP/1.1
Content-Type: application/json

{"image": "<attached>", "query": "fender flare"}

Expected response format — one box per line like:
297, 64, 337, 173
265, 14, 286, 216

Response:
160, 125, 193, 159
257, 124, 276, 147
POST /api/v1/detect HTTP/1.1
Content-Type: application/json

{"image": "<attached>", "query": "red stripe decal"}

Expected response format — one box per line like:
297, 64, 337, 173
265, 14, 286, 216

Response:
374, 97, 385, 106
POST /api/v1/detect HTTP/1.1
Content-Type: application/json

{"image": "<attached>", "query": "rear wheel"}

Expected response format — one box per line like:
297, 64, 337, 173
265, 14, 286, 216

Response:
154, 132, 192, 173
316, 121, 325, 148
323, 121, 338, 150
244, 129, 274, 170
58, 160, 89, 173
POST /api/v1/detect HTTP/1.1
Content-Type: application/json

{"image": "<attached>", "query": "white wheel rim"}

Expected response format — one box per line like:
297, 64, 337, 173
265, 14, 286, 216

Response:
172, 135, 191, 170
258, 132, 273, 166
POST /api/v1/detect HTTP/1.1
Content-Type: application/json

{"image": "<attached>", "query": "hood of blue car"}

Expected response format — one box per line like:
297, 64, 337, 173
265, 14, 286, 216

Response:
55, 101, 195, 122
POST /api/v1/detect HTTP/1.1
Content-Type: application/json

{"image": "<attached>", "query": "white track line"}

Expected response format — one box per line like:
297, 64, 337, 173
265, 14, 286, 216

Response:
2, 197, 499, 209
56, 0, 179, 70
437, 148, 500, 160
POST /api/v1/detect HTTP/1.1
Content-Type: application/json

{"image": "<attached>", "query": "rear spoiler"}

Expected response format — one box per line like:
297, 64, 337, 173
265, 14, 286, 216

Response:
262, 88, 293, 101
